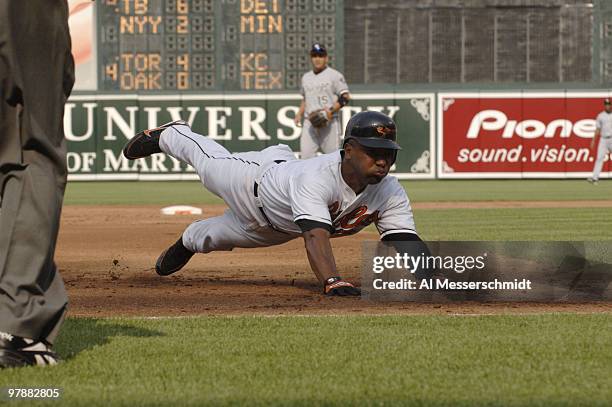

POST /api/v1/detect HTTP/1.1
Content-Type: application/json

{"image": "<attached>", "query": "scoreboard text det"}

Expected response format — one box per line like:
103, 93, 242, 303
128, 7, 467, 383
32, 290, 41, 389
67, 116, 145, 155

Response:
98, 0, 342, 91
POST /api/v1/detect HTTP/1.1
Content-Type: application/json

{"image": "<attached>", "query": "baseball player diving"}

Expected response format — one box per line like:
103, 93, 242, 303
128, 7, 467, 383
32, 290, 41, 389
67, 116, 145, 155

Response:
294, 43, 350, 159
123, 111, 424, 296
588, 98, 612, 184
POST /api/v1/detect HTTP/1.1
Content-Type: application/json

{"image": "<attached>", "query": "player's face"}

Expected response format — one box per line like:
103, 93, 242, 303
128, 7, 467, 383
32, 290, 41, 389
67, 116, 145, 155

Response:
310, 54, 328, 71
605, 103, 611, 113
352, 143, 396, 184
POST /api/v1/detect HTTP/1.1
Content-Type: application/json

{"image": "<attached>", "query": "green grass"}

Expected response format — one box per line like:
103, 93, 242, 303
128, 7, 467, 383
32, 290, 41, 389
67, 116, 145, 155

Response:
415, 208, 612, 240
403, 180, 612, 202
48, 181, 611, 406
0, 315, 609, 406
63, 180, 612, 206
64, 181, 223, 205
63, 181, 612, 239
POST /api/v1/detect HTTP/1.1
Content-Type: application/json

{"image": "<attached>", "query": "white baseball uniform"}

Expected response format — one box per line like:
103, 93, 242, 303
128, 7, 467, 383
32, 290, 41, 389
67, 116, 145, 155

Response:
157, 123, 417, 254
299, 67, 349, 159
592, 110, 612, 180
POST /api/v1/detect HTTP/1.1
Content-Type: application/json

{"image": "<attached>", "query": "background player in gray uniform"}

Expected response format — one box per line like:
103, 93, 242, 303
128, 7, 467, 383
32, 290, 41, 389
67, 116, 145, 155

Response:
294, 43, 350, 159
123, 111, 425, 296
588, 98, 612, 185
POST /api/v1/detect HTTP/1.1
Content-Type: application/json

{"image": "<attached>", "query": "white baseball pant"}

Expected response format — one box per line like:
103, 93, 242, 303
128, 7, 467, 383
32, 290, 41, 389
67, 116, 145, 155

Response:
158, 124, 297, 253
592, 137, 612, 180
299, 117, 342, 159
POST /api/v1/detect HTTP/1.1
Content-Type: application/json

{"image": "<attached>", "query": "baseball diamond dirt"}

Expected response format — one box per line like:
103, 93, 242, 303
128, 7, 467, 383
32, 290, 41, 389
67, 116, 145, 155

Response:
56, 204, 612, 317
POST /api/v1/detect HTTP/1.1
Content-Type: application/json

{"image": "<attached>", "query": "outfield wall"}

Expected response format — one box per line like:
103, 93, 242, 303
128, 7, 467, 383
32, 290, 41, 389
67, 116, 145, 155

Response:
64, 93, 435, 180
65, 90, 612, 180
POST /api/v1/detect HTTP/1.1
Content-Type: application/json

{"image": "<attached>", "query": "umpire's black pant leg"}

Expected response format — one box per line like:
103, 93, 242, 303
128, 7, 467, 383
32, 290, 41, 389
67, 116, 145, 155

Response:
0, 145, 69, 344
0, 0, 72, 344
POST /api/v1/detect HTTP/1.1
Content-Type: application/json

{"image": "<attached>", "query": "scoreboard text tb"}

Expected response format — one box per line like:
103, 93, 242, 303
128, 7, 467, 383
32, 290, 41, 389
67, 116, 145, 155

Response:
98, 0, 343, 91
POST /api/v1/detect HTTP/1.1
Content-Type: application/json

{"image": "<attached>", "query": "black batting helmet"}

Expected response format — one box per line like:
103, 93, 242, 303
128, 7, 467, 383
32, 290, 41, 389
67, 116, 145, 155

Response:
343, 111, 401, 150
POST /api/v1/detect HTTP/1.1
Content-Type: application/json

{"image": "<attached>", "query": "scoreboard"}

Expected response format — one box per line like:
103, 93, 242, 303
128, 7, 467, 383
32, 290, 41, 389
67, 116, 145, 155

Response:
97, 0, 343, 91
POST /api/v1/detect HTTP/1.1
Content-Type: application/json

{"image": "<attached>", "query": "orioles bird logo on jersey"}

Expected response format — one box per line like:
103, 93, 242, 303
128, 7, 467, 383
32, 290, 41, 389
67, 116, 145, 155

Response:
376, 126, 395, 138
328, 202, 341, 219
329, 204, 380, 237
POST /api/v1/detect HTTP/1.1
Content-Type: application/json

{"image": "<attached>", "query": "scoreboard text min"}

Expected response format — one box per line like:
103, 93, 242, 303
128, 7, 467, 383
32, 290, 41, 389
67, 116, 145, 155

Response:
98, 0, 343, 91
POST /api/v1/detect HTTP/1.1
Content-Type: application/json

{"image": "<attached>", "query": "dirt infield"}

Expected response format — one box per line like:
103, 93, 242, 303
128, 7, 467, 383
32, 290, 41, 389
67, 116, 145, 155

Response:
56, 205, 611, 317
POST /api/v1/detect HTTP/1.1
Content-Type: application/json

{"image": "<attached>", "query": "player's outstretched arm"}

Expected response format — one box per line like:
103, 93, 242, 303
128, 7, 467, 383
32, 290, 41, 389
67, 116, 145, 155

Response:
299, 223, 360, 296
382, 233, 436, 281
302, 227, 337, 282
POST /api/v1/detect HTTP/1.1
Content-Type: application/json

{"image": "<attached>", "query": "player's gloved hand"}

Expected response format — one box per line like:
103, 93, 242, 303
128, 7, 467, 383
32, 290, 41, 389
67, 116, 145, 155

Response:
324, 277, 361, 296
308, 109, 330, 128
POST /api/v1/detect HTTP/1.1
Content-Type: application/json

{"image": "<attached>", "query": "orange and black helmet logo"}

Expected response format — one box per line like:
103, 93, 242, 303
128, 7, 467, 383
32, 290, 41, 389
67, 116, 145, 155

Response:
376, 126, 395, 138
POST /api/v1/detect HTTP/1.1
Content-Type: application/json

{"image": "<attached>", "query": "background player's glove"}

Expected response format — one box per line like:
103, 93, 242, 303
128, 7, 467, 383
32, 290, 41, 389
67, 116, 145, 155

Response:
324, 277, 361, 296
308, 109, 330, 128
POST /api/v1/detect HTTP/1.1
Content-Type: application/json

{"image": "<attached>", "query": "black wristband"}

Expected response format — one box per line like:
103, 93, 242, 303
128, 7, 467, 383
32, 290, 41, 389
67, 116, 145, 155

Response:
338, 93, 349, 107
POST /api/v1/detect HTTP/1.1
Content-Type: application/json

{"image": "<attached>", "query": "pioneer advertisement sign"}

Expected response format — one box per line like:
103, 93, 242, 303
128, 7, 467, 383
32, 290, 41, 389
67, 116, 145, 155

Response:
437, 93, 612, 178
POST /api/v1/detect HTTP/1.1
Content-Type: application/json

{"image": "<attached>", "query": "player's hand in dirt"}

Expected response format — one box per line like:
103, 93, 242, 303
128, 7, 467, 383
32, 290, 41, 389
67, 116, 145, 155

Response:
324, 277, 361, 296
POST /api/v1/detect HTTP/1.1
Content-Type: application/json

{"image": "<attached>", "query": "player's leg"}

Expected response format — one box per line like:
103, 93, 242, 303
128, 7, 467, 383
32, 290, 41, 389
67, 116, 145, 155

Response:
160, 126, 273, 229
125, 122, 252, 201
591, 137, 609, 182
157, 124, 230, 166
124, 123, 263, 224
123, 121, 232, 176
319, 118, 342, 154
235, 143, 297, 164
607, 139, 612, 177
157, 124, 241, 196
299, 120, 319, 159
156, 210, 295, 275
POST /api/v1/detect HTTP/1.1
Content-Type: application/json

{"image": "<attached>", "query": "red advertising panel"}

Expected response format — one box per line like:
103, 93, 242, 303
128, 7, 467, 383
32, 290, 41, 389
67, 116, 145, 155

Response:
437, 93, 612, 178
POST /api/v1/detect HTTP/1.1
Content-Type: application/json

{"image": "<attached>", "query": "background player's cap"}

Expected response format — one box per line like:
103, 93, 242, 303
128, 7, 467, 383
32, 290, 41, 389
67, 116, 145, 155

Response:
344, 111, 401, 150
604, 98, 611, 105
310, 43, 327, 56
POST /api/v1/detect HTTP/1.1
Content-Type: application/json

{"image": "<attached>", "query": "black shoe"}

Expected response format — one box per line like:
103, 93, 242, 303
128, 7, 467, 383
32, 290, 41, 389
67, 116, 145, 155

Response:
0, 332, 59, 368
155, 236, 195, 276
123, 120, 189, 160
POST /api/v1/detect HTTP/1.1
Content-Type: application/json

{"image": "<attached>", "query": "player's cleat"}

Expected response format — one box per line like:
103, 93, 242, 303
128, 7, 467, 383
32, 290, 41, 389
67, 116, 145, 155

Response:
324, 277, 361, 296
155, 236, 195, 276
587, 178, 599, 185
0, 332, 59, 368
123, 120, 189, 160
